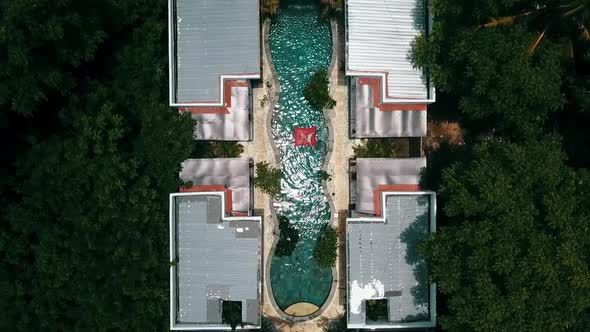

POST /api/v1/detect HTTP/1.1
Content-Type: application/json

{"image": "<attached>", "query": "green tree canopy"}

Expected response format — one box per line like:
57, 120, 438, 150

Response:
422, 137, 590, 331
3, 106, 192, 330
0, 1, 195, 330
313, 225, 338, 268
274, 216, 300, 257
254, 161, 282, 197
353, 138, 397, 158
304, 68, 336, 110
0, 0, 163, 115
414, 25, 563, 136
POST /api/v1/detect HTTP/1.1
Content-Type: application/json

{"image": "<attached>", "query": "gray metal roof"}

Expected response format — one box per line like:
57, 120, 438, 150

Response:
355, 158, 425, 215
347, 193, 435, 328
180, 159, 252, 213
171, 0, 260, 104
171, 194, 261, 328
351, 78, 427, 137
191, 85, 252, 140
345, 0, 433, 102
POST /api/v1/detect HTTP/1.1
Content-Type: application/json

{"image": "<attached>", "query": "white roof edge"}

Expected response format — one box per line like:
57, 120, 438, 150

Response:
345, 70, 435, 104
171, 323, 261, 330
168, 0, 261, 107
170, 74, 260, 107
345, 0, 435, 103
168, 0, 175, 106
169, 191, 261, 329
346, 191, 437, 329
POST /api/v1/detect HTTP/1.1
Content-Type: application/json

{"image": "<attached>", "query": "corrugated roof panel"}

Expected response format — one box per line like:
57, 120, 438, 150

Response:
347, 194, 431, 326
191, 86, 252, 140
346, 0, 429, 100
355, 158, 425, 215
352, 79, 427, 137
174, 195, 260, 325
174, 0, 260, 103
179, 159, 251, 213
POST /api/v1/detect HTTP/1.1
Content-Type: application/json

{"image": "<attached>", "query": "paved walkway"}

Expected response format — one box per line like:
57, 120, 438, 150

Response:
241, 19, 354, 332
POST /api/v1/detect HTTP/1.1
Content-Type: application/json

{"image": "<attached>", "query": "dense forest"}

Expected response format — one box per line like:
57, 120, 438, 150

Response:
2, 0, 590, 331
0, 0, 194, 330
413, 0, 590, 331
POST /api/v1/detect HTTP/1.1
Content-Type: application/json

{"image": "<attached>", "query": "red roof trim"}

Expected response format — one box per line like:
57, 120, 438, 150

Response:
178, 185, 233, 213
358, 77, 427, 111
373, 184, 421, 216
179, 80, 250, 114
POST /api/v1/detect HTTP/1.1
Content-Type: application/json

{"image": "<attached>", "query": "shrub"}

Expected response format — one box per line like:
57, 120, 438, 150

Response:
304, 68, 336, 110
254, 161, 282, 196
324, 314, 348, 332
192, 142, 243, 158
208, 142, 244, 158
274, 216, 299, 257
260, 0, 279, 17
353, 139, 397, 158
320, 170, 332, 181
321, 0, 343, 19
313, 226, 338, 268
261, 316, 280, 332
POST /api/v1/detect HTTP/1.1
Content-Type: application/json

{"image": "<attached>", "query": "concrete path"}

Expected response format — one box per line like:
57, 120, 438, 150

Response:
241, 18, 354, 331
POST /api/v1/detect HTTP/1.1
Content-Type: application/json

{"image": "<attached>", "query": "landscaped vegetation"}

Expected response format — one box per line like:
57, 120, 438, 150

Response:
261, 0, 280, 18
254, 161, 282, 196
194, 141, 244, 158
353, 138, 398, 158
320, 0, 343, 19
323, 314, 348, 332
304, 68, 336, 110
412, 0, 590, 330
274, 216, 299, 257
313, 225, 338, 268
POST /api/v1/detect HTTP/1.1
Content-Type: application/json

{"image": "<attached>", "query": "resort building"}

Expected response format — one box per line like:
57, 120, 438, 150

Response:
345, 0, 434, 138
169, 159, 261, 330
168, 0, 261, 140
347, 158, 436, 329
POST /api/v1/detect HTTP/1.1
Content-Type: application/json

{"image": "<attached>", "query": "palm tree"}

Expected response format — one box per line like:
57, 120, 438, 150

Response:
482, 0, 590, 55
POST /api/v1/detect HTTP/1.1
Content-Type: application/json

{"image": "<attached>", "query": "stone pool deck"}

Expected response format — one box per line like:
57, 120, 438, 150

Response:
241, 19, 355, 331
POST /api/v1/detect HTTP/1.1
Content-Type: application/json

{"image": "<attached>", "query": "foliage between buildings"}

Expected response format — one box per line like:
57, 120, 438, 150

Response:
353, 138, 397, 158
254, 161, 282, 196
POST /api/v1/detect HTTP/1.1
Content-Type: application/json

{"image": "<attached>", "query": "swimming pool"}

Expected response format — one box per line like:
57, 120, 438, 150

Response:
268, 0, 334, 316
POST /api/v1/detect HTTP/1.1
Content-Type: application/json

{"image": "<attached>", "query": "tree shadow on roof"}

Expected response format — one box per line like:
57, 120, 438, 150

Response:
399, 203, 430, 319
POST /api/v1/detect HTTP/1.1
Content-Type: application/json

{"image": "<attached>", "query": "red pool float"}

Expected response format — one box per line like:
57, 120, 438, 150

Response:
294, 127, 318, 146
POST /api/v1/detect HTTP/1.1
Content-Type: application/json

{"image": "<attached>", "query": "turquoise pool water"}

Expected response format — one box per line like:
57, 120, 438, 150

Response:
268, 1, 333, 313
